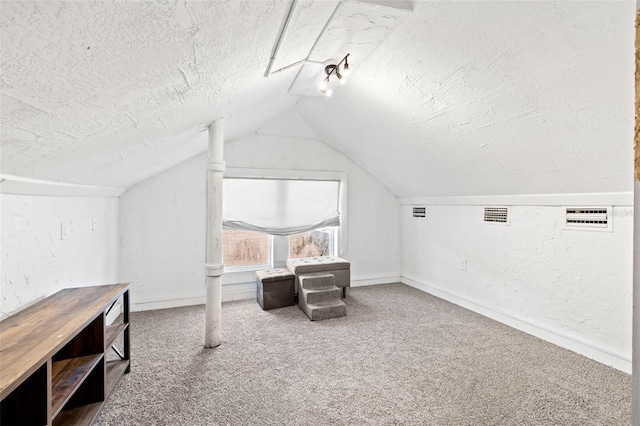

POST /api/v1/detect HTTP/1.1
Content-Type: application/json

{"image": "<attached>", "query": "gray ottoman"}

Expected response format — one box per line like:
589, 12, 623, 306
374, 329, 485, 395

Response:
255, 268, 295, 310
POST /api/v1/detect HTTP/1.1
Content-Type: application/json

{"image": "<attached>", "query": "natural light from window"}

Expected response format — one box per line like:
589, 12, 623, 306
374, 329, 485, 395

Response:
289, 228, 335, 259
223, 229, 271, 268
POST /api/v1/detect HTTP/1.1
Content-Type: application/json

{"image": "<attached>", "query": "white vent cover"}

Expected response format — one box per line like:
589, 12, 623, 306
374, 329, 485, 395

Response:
564, 207, 610, 231
412, 206, 426, 219
483, 207, 509, 224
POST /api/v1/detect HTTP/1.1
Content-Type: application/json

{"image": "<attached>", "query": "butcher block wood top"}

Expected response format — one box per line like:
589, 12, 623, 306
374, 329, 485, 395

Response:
0, 283, 129, 399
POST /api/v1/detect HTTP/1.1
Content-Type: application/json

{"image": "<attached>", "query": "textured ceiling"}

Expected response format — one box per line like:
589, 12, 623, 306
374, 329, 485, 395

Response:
1, 1, 635, 196
1, 0, 299, 188
298, 1, 635, 197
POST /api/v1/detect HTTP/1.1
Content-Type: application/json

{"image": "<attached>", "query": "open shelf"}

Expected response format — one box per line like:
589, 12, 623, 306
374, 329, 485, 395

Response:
0, 283, 130, 426
52, 402, 102, 426
106, 360, 129, 396
106, 323, 128, 348
51, 354, 103, 417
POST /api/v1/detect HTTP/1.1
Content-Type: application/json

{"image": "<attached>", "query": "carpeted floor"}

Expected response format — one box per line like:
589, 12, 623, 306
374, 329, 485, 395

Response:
97, 283, 630, 425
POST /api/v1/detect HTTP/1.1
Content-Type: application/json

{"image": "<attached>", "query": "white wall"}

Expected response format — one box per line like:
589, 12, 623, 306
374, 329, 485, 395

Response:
120, 111, 401, 311
401, 199, 633, 373
0, 194, 120, 319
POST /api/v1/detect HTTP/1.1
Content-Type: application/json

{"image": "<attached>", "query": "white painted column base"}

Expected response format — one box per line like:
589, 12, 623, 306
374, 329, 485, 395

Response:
204, 276, 222, 348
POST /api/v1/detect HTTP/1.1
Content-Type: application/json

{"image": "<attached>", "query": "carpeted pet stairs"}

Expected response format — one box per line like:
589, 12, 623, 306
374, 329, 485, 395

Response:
297, 273, 346, 320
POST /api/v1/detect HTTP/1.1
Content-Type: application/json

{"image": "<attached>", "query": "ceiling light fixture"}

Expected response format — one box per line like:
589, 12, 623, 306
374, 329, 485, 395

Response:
320, 53, 350, 95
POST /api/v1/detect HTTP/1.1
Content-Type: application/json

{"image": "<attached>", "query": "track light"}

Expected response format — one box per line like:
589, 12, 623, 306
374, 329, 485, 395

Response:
319, 53, 350, 95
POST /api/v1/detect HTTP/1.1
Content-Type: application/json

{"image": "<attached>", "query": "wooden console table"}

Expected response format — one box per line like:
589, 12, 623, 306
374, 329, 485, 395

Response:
0, 283, 130, 425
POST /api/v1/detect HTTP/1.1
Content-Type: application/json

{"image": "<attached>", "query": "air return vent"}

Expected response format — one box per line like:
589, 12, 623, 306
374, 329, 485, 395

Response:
412, 206, 426, 219
564, 207, 610, 231
483, 207, 509, 225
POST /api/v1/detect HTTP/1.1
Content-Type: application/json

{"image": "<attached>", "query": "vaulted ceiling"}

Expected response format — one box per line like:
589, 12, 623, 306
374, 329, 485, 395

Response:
1, 1, 634, 196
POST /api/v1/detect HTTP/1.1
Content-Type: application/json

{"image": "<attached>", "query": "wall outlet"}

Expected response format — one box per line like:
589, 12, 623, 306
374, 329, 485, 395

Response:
61, 222, 70, 240
460, 259, 468, 271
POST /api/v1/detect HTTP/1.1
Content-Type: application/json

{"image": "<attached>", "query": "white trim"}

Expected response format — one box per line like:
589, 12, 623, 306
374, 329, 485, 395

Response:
222, 289, 255, 302
131, 287, 257, 312
401, 275, 631, 373
0, 174, 124, 197
225, 167, 347, 181
399, 192, 633, 207
130, 275, 401, 312
351, 276, 401, 287
132, 295, 205, 312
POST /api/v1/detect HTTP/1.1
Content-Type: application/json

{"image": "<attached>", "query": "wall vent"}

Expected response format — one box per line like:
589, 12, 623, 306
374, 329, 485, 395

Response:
412, 206, 426, 219
483, 206, 509, 225
564, 207, 611, 231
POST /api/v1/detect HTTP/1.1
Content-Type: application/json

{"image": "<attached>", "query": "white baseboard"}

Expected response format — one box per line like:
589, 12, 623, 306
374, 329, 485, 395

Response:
351, 276, 401, 287
132, 295, 205, 312
223, 289, 256, 302
402, 276, 631, 374
130, 276, 401, 312
131, 288, 257, 312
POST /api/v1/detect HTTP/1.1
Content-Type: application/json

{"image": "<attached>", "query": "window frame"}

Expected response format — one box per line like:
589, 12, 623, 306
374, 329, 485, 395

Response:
223, 168, 347, 272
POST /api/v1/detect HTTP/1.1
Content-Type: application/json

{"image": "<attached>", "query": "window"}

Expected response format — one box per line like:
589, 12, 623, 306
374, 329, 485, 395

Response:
223, 229, 271, 270
289, 227, 335, 259
222, 168, 348, 272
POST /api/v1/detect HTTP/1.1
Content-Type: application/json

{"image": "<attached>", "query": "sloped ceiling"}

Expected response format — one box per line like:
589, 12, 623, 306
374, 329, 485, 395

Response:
1, 1, 635, 196
1, 0, 299, 188
297, 1, 635, 197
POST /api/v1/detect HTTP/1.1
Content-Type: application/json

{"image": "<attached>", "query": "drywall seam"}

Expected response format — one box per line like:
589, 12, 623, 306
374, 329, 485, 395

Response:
402, 276, 631, 373
0, 174, 124, 197
399, 192, 633, 207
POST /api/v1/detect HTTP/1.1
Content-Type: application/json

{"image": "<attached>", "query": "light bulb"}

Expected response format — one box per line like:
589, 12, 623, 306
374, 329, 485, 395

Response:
325, 88, 333, 97
340, 77, 347, 85
343, 62, 350, 77
319, 79, 328, 90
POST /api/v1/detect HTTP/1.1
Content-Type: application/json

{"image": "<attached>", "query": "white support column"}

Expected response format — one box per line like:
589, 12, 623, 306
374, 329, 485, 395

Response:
204, 118, 225, 348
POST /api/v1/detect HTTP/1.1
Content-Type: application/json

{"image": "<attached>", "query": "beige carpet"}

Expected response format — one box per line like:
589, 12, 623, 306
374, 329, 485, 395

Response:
98, 283, 630, 425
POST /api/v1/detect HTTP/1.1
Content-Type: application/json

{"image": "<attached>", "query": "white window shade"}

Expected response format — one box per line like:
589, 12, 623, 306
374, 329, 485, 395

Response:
223, 178, 341, 236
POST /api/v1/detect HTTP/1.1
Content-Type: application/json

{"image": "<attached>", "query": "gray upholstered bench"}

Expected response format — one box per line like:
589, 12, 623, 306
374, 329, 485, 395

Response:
255, 268, 295, 310
286, 256, 351, 298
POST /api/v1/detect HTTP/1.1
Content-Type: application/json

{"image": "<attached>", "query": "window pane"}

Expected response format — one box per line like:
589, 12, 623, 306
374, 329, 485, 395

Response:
289, 228, 334, 259
223, 229, 270, 267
